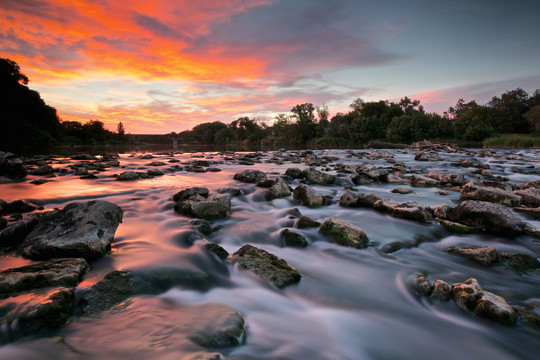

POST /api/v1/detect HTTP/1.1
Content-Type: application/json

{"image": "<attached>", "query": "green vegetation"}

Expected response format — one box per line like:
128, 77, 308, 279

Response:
2, 58, 539, 154
483, 134, 540, 148
0, 58, 127, 154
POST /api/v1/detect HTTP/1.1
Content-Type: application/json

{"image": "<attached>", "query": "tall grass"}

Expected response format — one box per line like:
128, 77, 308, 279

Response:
483, 134, 540, 148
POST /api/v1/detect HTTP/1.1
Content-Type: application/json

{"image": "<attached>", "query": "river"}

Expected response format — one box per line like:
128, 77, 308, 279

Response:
1, 148, 539, 359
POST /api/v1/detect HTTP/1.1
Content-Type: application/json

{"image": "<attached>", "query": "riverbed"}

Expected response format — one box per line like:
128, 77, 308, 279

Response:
1, 148, 539, 360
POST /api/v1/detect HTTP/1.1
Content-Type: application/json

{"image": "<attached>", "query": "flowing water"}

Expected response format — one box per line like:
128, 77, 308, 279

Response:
1, 148, 539, 359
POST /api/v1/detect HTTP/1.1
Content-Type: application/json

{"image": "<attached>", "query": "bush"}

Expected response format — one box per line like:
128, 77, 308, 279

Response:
483, 134, 540, 148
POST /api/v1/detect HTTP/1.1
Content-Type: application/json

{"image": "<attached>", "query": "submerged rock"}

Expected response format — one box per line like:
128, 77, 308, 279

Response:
0, 287, 75, 342
65, 297, 246, 358
230, 244, 301, 288
280, 229, 308, 247
20, 200, 123, 260
295, 215, 321, 228
0, 258, 88, 295
449, 200, 535, 235
319, 217, 369, 249
500, 252, 539, 272
446, 246, 498, 266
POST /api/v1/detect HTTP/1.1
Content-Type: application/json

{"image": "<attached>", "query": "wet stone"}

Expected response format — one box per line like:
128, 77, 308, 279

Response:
295, 216, 321, 228
446, 246, 499, 266
319, 217, 369, 249
280, 229, 308, 247
230, 244, 301, 288
500, 253, 539, 272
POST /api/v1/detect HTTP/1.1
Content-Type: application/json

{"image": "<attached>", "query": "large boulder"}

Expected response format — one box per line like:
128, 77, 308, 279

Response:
461, 182, 522, 206
0, 258, 88, 295
301, 168, 335, 185
265, 179, 291, 200
319, 217, 369, 249
293, 184, 327, 208
230, 244, 301, 288
175, 194, 231, 219
449, 200, 535, 235
20, 200, 123, 260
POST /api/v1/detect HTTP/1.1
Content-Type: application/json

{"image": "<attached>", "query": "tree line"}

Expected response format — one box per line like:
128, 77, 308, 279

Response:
2, 57, 539, 154
176, 89, 540, 149
0, 58, 126, 154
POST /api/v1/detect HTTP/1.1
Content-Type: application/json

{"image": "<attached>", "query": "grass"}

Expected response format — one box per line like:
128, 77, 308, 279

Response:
483, 134, 540, 148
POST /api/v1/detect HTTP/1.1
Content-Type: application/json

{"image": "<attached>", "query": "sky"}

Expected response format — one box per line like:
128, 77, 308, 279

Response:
1, 0, 539, 134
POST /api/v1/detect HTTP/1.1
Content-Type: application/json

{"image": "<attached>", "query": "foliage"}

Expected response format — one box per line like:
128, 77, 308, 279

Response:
483, 134, 540, 148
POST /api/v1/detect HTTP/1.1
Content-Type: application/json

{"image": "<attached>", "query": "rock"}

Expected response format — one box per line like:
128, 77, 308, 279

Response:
0, 152, 27, 178
295, 216, 321, 228
79, 271, 155, 317
514, 306, 540, 328
319, 217, 369, 249
514, 187, 540, 206
71, 154, 97, 160
438, 220, 476, 234
265, 179, 291, 200
0, 287, 74, 341
410, 174, 440, 187
461, 182, 522, 206
285, 167, 304, 179
231, 245, 301, 288
116, 171, 140, 181
392, 187, 413, 194
413, 274, 433, 296
138, 154, 154, 159
147, 169, 164, 177
446, 246, 498, 266
280, 229, 308, 247
173, 187, 209, 202
449, 200, 535, 235
415, 152, 442, 161
475, 291, 516, 325
426, 172, 466, 186
452, 278, 484, 312
0, 258, 88, 295
301, 168, 335, 185
189, 219, 213, 235
2, 199, 42, 214
373, 199, 400, 214
387, 174, 405, 184
0, 216, 6, 230
148, 161, 166, 166
233, 170, 267, 183
293, 185, 326, 208
256, 178, 276, 188
175, 194, 231, 219
21, 200, 123, 260
432, 204, 452, 220
339, 190, 381, 208
30, 165, 54, 176
500, 253, 539, 272
65, 297, 246, 358
0, 213, 42, 247
203, 243, 229, 261
430, 279, 451, 301
392, 202, 433, 223
366, 168, 389, 182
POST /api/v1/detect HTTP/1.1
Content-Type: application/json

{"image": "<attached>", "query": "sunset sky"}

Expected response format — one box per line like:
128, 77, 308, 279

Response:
1, 0, 539, 134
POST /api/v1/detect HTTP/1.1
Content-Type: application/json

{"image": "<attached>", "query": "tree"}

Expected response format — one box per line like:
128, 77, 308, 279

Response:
452, 100, 493, 141
0, 58, 29, 85
290, 103, 317, 144
488, 88, 532, 133
117, 122, 126, 136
